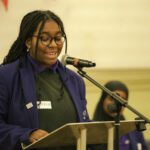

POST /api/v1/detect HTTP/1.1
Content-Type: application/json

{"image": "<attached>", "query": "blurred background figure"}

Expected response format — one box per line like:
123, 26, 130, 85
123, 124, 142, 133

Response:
92, 80, 148, 150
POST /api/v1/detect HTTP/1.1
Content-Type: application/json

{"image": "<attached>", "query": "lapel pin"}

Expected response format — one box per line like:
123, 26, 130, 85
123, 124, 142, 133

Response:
26, 102, 33, 109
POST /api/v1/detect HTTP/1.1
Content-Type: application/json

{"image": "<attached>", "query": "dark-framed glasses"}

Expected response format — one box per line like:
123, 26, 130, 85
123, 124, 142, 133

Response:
32, 34, 65, 46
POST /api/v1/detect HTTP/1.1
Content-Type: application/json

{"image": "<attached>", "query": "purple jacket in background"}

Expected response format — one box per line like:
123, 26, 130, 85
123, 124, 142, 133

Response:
120, 130, 148, 150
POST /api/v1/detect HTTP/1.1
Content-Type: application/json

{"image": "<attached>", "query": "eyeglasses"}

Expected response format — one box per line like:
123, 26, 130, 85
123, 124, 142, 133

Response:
32, 34, 65, 46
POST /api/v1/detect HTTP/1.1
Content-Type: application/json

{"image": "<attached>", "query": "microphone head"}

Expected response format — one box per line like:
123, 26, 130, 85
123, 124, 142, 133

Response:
61, 54, 69, 66
61, 54, 96, 68
107, 103, 118, 113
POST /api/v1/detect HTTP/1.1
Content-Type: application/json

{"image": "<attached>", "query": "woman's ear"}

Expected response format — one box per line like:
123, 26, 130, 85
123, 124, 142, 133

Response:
25, 38, 31, 49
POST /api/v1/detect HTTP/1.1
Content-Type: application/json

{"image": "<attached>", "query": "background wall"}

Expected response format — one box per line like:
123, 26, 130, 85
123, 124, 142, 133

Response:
0, 0, 150, 68
0, 0, 150, 143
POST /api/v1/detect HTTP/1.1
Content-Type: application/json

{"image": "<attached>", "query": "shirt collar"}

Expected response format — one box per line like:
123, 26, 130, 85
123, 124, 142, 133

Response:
27, 54, 58, 73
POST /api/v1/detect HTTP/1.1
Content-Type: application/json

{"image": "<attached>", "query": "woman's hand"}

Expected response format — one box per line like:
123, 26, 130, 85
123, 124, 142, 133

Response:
29, 129, 49, 143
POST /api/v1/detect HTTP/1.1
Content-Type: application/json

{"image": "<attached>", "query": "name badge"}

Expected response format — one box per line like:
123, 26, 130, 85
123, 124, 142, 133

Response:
37, 101, 52, 109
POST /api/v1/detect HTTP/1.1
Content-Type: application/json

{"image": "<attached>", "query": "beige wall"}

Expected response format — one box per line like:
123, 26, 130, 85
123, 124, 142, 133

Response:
0, 0, 150, 68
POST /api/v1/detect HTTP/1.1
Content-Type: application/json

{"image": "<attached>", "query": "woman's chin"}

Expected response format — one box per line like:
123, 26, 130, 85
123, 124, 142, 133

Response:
40, 59, 57, 67
109, 113, 118, 118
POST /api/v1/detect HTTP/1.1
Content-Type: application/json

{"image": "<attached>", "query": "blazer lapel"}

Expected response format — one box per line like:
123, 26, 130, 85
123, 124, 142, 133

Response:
19, 60, 39, 128
58, 66, 83, 121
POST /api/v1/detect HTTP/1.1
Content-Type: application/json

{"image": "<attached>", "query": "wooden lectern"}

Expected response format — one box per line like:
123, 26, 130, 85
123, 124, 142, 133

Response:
22, 120, 144, 150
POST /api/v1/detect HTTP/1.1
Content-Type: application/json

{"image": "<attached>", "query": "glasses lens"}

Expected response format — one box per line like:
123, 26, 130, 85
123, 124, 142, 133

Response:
54, 36, 65, 45
38, 34, 65, 46
40, 35, 50, 46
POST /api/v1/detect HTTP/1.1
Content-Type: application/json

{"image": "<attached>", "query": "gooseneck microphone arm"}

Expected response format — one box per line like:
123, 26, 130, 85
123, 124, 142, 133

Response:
75, 66, 150, 150
76, 67, 150, 123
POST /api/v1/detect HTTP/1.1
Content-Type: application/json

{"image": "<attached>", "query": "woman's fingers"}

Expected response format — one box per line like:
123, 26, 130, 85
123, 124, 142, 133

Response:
29, 129, 49, 143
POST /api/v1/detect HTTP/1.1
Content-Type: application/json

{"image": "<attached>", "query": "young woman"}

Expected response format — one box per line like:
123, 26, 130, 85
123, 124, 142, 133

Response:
93, 80, 148, 150
0, 10, 89, 150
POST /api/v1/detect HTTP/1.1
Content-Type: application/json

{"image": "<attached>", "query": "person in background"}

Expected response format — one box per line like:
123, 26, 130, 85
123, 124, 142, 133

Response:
92, 80, 148, 150
0, 10, 89, 150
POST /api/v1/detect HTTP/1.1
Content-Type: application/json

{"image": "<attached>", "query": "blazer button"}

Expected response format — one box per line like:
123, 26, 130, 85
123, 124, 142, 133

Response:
83, 110, 87, 120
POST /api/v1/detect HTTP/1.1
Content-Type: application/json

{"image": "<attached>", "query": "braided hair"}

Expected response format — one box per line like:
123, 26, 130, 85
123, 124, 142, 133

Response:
2, 10, 67, 65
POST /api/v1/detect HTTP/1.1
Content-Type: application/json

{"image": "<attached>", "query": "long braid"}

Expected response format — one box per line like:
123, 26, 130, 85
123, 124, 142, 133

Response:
2, 11, 42, 65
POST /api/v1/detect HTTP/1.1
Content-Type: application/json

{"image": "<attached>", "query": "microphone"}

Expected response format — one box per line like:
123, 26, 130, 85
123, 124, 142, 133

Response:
107, 102, 118, 113
107, 93, 122, 113
61, 54, 96, 68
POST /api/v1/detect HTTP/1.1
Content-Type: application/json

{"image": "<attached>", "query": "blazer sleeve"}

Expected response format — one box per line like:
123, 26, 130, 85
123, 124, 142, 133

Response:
0, 71, 34, 149
136, 131, 148, 150
129, 130, 148, 150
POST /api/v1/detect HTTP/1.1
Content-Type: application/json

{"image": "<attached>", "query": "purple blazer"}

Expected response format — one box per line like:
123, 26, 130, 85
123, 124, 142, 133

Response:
0, 56, 89, 150
120, 130, 148, 150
